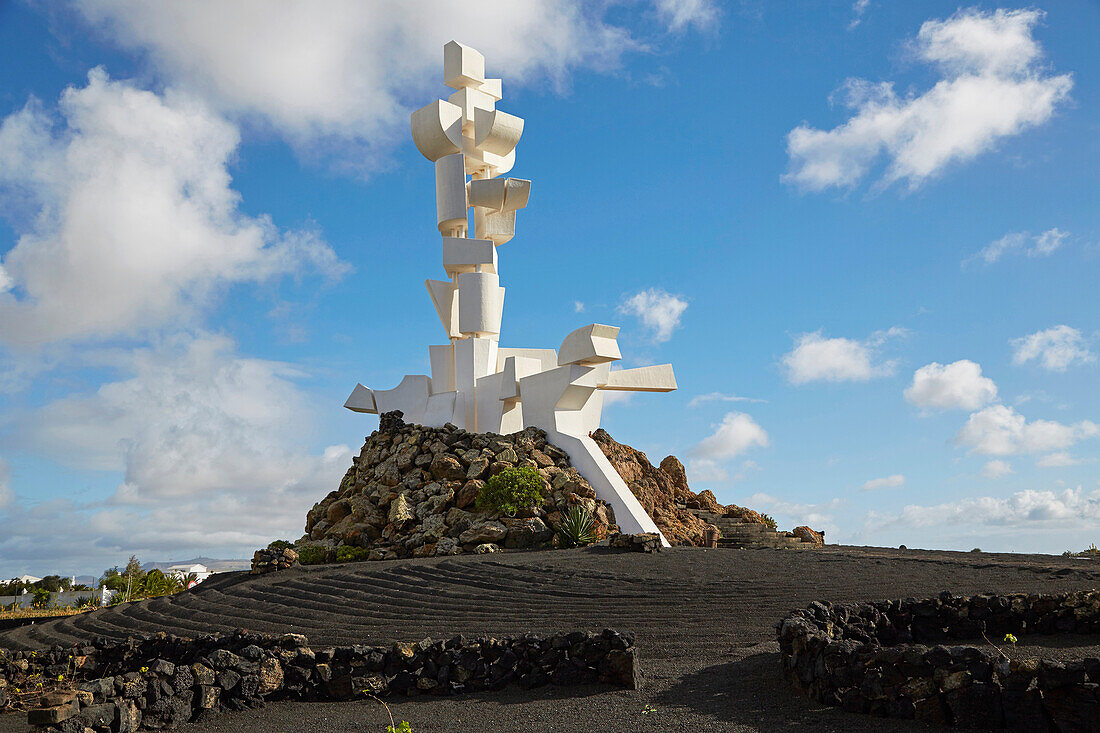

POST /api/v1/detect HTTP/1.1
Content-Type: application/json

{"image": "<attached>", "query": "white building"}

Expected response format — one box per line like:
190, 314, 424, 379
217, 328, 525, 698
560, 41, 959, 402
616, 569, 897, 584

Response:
166, 563, 212, 584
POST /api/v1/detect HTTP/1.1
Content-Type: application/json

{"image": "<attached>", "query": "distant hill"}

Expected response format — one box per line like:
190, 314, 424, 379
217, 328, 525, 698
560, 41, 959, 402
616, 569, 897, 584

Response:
142, 557, 250, 573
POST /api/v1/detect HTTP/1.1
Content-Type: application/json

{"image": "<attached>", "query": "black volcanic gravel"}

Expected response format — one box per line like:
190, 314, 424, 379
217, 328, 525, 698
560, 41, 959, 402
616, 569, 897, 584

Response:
2, 545, 1098, 732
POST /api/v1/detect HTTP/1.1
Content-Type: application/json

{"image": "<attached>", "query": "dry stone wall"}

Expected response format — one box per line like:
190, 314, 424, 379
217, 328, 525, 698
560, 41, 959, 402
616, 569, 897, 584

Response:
1, 628, 639, 731
298, 412, 618, 561
777, 589, 1100, 730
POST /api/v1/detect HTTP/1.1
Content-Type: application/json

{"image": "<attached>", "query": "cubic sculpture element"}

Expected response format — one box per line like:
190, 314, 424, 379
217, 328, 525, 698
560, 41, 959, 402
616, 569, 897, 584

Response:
346, 42, 677, 544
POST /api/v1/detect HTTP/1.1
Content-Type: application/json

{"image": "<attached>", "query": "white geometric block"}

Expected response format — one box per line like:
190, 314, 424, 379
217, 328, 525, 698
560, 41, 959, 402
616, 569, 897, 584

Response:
449, 87, 495, 125
601, 364, 678, 392
455, 337, 497, 430
442, 237, 496, 275
477, 78, 502, 101
558, 324, 621, 366
444, 40, 485, 89
344, 383, 377, 414
423, 391, 458, 427
474, 108, 524, 157
468, 177, 531, 212
435, 153, 467, 235
475, 371, 506, 433
496, 348, 558, 372
477, 209, 515, 245
373, 375, 431, 425
410, 99, 463, 162
457, 272, 503, 335
425, 279, 460, 338
429, 344, 456, 393
467, 146, 515, 178
498, 355, 543, 400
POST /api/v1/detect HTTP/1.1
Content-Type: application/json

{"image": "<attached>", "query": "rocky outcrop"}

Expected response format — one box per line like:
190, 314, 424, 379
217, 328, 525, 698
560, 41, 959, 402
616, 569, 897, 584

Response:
590, 428, 767, 546
791, 526, 824, 546
298, 413, 618, 560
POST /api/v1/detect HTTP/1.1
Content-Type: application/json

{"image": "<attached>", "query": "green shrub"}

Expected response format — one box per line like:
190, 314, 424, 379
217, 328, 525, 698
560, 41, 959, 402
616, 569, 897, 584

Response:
297, 546, 329, 565
74, 596, 95, 608
971, 547, 981, 553
267, 539, 294, 552
476, 466, 543, 516
335, 546, 370, 563
760, 514, 777, 532
31, 587, 52, 609
557, 505, 597, 548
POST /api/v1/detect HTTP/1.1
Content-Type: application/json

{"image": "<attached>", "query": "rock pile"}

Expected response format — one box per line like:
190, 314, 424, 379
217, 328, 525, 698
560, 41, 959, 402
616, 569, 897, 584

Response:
607, 533, 663, 553
250, 546, 299, 575
777, 589, 1100, 729
298, 413, 619, 560
4, 628, 638, 731
590, 428, 768, 545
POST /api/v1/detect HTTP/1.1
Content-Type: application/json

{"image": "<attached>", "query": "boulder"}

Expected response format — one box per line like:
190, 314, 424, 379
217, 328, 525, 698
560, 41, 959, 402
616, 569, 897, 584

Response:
388, 493, 414, 524
793, 526, 824, 546
460, 521, 507, 545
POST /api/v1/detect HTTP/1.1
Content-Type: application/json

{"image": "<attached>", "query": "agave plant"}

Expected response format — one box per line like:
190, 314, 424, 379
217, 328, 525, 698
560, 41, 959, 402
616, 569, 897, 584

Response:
557, 505, 597, 548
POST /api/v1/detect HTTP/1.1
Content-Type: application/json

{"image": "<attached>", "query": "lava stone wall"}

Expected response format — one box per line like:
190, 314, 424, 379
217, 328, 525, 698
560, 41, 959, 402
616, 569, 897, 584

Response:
776, 590, 1100, 730
1, 628, 638, 731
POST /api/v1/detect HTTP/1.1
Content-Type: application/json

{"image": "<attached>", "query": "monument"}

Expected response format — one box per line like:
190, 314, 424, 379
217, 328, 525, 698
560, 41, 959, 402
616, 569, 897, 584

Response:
345, 41, 677, 544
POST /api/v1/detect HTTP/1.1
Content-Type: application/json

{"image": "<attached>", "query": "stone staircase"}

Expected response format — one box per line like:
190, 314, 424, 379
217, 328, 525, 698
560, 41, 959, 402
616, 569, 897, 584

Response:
689, 509, 816, 550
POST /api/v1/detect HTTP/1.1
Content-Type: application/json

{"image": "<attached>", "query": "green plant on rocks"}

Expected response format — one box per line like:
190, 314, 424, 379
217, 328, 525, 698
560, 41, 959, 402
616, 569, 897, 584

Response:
557, 505, 597, 548
297, 546, 328, 565
476, 466, 543, 516
267, 539, 294, 552
336, 545, 370, 563
760, 513, 777, 532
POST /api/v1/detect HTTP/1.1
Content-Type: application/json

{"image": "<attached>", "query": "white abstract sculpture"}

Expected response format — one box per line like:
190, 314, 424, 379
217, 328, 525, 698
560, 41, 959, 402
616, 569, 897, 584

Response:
346, 42, 677, 545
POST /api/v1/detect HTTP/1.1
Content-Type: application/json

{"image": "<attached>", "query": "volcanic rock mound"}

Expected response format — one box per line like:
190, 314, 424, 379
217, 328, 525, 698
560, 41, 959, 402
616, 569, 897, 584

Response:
299, 413, 619, 560
591, 428, 767, 546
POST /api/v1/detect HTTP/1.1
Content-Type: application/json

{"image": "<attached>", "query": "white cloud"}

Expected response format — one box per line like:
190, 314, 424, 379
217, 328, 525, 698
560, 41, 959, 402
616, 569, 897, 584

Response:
982, 459, 1013, 479
849, 0, 871, 30
874, 486, 1100, 528
785, 8, 1072, 191
72, 0, 700, 165
862, 474, 905, 491
748, 492, 842, 534
970, 227, 1070, 265
0, 70, 345, 345
905, 359, 998, 411
687, 392, 767, 407
1012, 325, 1095, 372
692, 412, 769, 462
782, 327, 904, 385
955, 404, 1099, 456
1037, 452, 1083, 468
573, 301, 585, 313
686, 458, 728, 483
0, 458, 11, 509
618, 288, 688, 343
654, 0, 719, 32
1029, 227, 1069, 257
1, 333, 351, 575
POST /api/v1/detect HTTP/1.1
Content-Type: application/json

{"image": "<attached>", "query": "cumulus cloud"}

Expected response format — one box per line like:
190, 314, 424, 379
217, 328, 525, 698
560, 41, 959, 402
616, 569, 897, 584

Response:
862, 474, 905, 491
691, 412, 769, 465
982, 459, 1013, 479
1037, 452, 1083, 468
905, 359, 998, 411
654, 0, 719, 32
969, 227, 1070, 265
0, 458, 11, 509
873, 486, 1100, 528
0, 70, 345, 346
784, 8, 1072, 191
955, 404, 1099, 456
781, 327, 904, 385
1, 333, 351, 574
72, 0, 701, 164
1012, 325, 1095, 372
687, 392, 767, 407
749, 493, 842, 534
618, 288, 688, 343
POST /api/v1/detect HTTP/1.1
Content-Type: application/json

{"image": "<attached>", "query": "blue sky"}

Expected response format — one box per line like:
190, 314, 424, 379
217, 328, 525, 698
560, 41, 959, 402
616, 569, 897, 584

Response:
0, 1, 1097, 576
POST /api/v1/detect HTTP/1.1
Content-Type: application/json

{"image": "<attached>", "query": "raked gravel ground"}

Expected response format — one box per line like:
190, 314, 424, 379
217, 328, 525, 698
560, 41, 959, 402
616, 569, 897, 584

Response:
2, 545, 1098, 732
